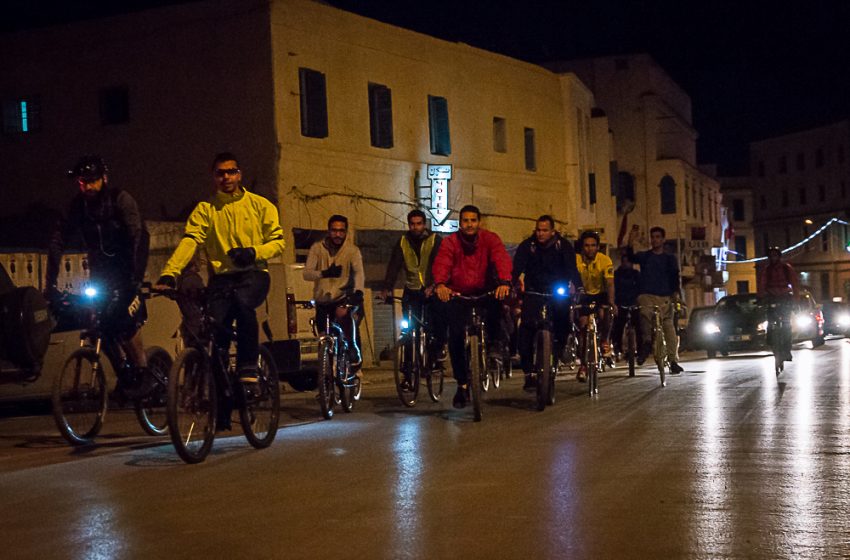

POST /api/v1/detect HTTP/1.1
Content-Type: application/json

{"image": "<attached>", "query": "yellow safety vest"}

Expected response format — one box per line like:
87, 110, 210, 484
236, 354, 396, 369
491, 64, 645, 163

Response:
400, 234, 435, 290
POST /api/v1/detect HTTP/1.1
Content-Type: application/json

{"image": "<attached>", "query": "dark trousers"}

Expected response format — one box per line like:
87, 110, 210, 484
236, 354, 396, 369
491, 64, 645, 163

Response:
445, 298, 503, 386
315, 300, 362, 365
517, 294, 572, 374
402, 288, 447, 352
207, 270, 270, 370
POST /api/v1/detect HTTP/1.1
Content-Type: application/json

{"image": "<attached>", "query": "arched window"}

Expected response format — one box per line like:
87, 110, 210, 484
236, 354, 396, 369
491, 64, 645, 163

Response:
660, 175, 676, 214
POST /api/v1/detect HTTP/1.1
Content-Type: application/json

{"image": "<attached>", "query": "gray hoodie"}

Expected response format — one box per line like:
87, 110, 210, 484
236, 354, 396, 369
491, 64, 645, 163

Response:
303, 236, 365, 303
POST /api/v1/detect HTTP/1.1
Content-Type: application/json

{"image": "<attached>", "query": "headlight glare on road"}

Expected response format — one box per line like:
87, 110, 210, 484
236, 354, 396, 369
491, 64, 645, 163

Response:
704, 322, 721, 334
795, 315, 813, 328
757, 320, 768, 332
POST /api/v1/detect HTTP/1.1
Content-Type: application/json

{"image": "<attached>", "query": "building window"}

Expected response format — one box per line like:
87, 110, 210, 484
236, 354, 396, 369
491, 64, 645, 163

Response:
617, 172, 635, 213
758, 161, 765, 177
428, 95, 451, 156
732, 198, 745, 221
99, 86, 129, 125
762, 232, 769, 254
760, 195, 767, 210
820, 272, 830, 298
822, 230, 829, 252
660, 175, 676, 214
493, 117, 507, 153
367, 83, 393, 149
736, 280, 750, 294
781, 189, 789, 207
299, 68, 328, 138
796, 152, 805, 171
588, 172, 597, 204
799, 187, 807, 205
779, 155, 787, 174
2, 97, 40, 133
734, 235, 747, 261
524, 127, 536, 171
816, 148, 824, 168
803, 225, 810, 251
784, 227, 791, 247
818, 184, 826, 202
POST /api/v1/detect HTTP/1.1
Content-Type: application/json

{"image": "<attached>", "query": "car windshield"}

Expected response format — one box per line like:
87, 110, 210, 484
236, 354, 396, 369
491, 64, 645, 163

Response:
717, 296, 760, 314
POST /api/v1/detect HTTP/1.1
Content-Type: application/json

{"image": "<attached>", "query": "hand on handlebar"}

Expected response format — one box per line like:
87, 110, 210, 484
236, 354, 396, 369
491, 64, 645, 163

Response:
493, 284, 511, 301
436, 284, 452, 302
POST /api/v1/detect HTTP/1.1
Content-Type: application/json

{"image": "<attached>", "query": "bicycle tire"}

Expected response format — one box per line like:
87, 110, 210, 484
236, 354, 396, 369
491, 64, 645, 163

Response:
239, 345, 280, 449
339, 351, 354, 413
52, 347, 108, 446
562, 333, 578, 369
167, 347, 216, 464
468, 334, 483, 421
654, 324, 667, 387
535, 329, 551, 411
317, 338, 335, 419
626, 327, 636, 377
134, 346, 171, 436
393, 335, 419, 407
490, 354, 502, 389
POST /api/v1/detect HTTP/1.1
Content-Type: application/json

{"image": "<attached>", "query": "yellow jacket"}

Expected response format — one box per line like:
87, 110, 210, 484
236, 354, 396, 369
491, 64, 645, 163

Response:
161, 188, 284, 278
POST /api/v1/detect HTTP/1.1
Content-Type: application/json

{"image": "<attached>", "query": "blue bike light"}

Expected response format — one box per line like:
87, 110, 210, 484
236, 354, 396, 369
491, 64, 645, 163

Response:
400, 319, 410, 330
555, 286, 567, 297
84, 286, 98, 298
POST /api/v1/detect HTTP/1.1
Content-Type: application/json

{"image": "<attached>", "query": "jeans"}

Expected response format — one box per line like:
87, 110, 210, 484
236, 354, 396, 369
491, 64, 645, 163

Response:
316, 300, 362, 367
445, 297, 503, 386
207, 270, 270, 370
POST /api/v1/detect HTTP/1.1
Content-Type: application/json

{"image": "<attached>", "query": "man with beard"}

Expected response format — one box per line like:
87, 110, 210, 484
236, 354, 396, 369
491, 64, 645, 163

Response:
432, 205, 512, 408
512, 215, 582, 390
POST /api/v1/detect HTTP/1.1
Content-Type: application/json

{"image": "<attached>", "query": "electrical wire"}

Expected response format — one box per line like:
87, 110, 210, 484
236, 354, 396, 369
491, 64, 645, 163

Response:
721, 217, 849, 265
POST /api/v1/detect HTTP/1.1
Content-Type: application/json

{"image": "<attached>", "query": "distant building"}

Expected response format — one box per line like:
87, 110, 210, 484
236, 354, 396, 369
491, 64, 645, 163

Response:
750, 120, 850, 302
718, 176, 757, 296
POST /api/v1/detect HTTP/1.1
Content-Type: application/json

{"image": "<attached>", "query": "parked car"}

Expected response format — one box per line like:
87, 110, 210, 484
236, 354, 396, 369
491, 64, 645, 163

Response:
790, 291, 825, 347
821, 301, 850, 337
681, 306, 716, 352
702, 294, 768, 358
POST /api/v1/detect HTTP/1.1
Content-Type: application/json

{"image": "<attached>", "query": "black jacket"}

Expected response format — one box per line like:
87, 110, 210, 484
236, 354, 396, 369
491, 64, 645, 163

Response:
512, 233, 582, 293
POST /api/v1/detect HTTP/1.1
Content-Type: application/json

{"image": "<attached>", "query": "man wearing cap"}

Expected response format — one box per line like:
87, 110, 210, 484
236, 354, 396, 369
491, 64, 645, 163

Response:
46, 155, 152, 398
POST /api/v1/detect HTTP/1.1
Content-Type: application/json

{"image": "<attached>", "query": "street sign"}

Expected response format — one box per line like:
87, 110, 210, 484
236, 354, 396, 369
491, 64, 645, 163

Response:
427, 164, 452, 180
432, 219, 458, 232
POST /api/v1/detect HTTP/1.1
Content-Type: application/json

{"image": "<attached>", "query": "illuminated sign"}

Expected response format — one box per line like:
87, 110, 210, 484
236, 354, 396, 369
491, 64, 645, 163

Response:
427, 164, 456, 232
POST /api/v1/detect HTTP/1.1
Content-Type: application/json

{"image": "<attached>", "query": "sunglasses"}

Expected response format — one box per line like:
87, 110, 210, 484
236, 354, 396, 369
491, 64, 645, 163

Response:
214, 168, 240, 177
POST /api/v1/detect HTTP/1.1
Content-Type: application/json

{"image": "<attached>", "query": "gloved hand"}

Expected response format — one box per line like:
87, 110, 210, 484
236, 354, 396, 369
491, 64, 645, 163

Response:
228, 247, 256, 268
349, 290, 364, 307
156, 275, 176, 289
321, 264, 343, 278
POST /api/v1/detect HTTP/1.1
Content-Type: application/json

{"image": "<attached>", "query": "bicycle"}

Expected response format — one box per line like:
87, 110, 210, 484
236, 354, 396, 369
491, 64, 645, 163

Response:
51, 286, 172, 446
619, 305, 640, 378
572, 302, 610, 396
452, 292, 499, 422
383, 294, 444, 407
155, 286, 280, 464
524, 290, 568, 410
309, 298, 363, 419
646, 302, 681, 387
765, 299, 792, 375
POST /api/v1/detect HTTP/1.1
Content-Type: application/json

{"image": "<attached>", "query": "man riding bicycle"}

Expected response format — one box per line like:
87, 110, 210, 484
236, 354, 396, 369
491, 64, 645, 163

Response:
381, 209, 446, 387
575, 230, 616, 382
432, 205, 512, 409
758, 246, 800, 362
612, 251, 641, 357
303, 214, 366, 372
512, 215, 582, 390
47, 155, 152, 399
156, 152, 285, 427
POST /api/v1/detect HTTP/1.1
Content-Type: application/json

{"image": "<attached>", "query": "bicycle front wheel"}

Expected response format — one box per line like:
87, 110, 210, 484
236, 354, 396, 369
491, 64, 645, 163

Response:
52, 348, 107, 446
535, 330, 552, 411
394, 335, 419, 407
167, 348, 216, 464
338, 352, 355, 413
317, 338, 335, 419
626, 327, 636, 377
424, 342, 445, 402
654, 329, 667, 387
239, 346, 280, 449
134, 346, 171, 436
468, 334, 483, 421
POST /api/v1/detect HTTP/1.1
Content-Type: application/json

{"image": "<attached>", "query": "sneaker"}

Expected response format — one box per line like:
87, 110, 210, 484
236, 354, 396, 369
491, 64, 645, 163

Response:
576, 366, 587, 383
122, 368, 158, 399
602, 341, 613, 358
453, 385, 468, 409
637, 343, 651, 366
669, 362, 684, 374
523, 374, 536, 391
215, 415, 232, 432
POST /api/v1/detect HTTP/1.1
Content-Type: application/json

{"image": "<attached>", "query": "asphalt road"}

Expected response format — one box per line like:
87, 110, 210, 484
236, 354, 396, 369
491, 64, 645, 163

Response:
2, 340, 850, 559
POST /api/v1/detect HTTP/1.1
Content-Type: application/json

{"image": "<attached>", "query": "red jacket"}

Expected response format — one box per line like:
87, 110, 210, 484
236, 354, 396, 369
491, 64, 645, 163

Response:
758, 261, 800, 296
432, 229, 512, 295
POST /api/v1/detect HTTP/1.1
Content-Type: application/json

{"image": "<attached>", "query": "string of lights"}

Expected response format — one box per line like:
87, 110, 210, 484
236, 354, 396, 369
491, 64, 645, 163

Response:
721, 217, 849, 265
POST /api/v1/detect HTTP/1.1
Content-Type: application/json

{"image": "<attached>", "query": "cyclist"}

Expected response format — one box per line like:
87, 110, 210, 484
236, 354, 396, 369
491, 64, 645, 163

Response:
611, 251, 641, 357
381, 209, 446, 387
46, 155, 152, 399
627, 226, 684, 374
432, 205, 512, 409
758, 246, 800, 362
156, 152, 285, 427
574, 230, 616, 382
302, 214, 365, 371
512, 215, 582, 390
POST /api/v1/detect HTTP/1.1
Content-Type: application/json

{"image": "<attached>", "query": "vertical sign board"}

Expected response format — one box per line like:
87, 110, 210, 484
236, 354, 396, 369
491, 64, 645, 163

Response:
427, 164, 457, 232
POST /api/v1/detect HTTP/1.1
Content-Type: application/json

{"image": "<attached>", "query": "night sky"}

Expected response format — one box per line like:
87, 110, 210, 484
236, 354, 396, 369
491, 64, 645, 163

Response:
5, 0, 850, 175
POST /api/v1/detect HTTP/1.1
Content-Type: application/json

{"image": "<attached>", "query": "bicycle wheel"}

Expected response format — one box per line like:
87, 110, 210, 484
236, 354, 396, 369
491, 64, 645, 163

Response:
339, 352, 355, 413
626, 327, 636, 377
239, 346, 280, 449
654, 330, 667, 387
489, 355, 502, 389
535, 329, 552, 411
394, 335, 419, 407
134, 346, 171, 436
423, 339, 445, 402
52, 348, 108, 446
562, 333, 578, 369
317, 338, 335, 419
468, 334, 483, 421
167, 347, 216, 464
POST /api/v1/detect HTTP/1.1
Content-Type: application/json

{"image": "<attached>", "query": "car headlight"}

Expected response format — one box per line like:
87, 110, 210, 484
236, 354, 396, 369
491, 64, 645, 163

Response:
836, 313, 850, 326
704, 322, 721, 334
795, 315, 813, 328
757, 321, 768, 332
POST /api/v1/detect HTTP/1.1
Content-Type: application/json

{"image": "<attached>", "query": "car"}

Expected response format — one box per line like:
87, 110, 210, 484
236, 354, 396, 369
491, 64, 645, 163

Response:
789, 291, 825, 347
681, 306, 716, 352
821, 301, 850, 337
702, 294, 768, 358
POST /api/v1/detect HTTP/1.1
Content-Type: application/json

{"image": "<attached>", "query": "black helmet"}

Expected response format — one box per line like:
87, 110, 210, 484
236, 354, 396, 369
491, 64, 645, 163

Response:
579, 230, 601, 245
67, 155, 108, 182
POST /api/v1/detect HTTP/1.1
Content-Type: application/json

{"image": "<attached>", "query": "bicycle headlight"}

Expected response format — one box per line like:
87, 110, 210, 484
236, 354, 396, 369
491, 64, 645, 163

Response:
757, 320, 768, 332
704, 322, 721, 334
84, 286, 98, 298
555, 286, 568, 297
795, 315, 813, 328
400, 319, 409, 330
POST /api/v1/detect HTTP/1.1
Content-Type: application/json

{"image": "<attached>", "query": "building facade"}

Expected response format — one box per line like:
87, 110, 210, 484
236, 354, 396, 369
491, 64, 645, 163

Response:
718, 176, 757, 296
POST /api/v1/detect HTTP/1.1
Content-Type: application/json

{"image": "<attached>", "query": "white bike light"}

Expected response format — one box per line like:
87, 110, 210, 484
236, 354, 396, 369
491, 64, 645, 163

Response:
84, 286, 98, 298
